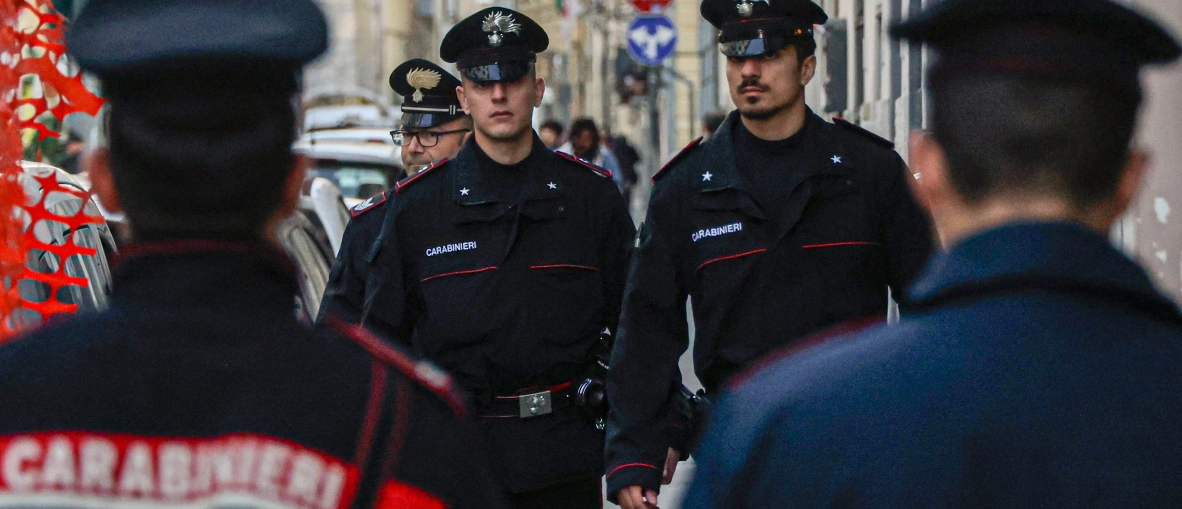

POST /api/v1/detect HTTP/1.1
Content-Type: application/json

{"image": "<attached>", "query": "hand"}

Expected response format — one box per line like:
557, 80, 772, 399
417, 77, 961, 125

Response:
662, 447, 680, 484
617, 486, 659, 509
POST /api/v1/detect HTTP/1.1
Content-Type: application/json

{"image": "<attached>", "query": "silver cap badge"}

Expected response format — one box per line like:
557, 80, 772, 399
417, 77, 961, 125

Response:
482, 11, 522, 47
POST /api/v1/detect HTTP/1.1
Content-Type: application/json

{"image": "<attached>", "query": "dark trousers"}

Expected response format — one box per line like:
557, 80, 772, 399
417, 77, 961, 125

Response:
506, 476, 602, 509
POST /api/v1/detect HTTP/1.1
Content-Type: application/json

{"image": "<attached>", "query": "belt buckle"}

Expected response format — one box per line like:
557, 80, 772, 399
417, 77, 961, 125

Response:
518, 390, 552, 418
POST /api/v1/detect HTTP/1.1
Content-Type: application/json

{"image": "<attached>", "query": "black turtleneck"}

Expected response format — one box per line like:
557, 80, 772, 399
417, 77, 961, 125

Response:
468, 134, 548, 204
733, 117, 812, 221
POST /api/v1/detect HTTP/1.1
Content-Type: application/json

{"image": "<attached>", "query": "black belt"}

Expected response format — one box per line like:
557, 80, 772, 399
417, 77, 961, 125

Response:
479, 382, 579, 419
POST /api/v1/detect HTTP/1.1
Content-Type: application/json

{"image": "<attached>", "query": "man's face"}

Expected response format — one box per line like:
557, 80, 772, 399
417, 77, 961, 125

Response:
725, 46, 815, 120
539, 127, 561, 148
400, 117, 471, 170
572, 130, 596, 156
457, 73, 545, 143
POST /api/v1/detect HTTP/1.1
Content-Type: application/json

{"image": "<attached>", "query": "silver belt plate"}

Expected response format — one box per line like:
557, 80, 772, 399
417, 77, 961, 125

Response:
519, 390, 553, 418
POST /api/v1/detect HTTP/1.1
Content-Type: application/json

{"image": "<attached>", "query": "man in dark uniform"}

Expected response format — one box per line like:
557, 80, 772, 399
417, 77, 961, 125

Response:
335, 7, 635, 507
321, 59, 471, 326
604, 0, 934, 505
0, 1, 503, 508
685, 0, 1182, 507
389, 59, 472, 176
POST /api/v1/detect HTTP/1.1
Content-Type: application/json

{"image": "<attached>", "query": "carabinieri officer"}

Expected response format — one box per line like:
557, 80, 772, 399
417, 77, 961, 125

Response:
321, 58, 470, 326
605, 0, 935, 505
351, 7, 635, 507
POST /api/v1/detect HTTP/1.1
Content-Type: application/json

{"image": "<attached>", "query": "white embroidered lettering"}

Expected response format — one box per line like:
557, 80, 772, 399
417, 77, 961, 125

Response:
79, 438, 117, 492
692, 222, 743, 242
39, 437, 75, 490
158, 442, 192, 499
425, 241, 478, 257
254, 442, 290, 496
2, 438, 40, 491
286, 451, 326, 505
117, 442, 155, 496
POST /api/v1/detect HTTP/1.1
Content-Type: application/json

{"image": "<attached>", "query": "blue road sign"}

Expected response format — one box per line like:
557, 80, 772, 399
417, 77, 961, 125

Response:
627, 15, 678, 66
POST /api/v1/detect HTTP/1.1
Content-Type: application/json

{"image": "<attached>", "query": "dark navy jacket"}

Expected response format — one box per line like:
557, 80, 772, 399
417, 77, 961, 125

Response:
685, 222, 1182, 508
324, 136, 635, 493
0, 242, 504, 509
322, 191, 391, 326
605, 110, 934, 497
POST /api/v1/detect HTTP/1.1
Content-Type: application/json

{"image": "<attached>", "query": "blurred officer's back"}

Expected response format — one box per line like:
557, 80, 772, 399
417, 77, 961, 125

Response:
0, 1, 503, 507
685, 0, 1182, 507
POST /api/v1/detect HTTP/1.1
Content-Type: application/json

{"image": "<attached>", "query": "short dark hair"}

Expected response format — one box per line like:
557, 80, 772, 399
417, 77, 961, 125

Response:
568, 117, 600, 145
106, 90, 297, 241
931, 75, 1139, 207
790, 38, 816, 60
540, 119, 564, 136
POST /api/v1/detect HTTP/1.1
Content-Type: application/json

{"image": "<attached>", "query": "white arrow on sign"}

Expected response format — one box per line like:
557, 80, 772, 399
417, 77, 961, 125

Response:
629, 24, 676, 60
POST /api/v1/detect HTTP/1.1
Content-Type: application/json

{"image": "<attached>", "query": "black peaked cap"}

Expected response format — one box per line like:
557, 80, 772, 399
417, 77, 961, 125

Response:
390, 59, 465, 128
701, 0, 827, 33
440, 7, 548, 67
67, 0, 329, 77
892, 0, 1180, 65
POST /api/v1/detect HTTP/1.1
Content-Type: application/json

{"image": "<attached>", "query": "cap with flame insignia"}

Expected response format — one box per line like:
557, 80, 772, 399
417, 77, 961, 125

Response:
700, 0, 827, 57
66, 0, 328, 130
390, 59, 465, 128
891, 0, 1180, 98
440, 7, 548, 83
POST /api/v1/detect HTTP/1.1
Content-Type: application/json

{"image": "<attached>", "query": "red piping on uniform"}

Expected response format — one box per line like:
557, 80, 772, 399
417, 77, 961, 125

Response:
529, 264, 602, 272
354, 359, 388, 468
608, 463, 660, 477
801, 241, 881, 249
420, 266, 497, 282
697, 249, 768, 271
380, 377, 413, 482
395, 157, 448, 194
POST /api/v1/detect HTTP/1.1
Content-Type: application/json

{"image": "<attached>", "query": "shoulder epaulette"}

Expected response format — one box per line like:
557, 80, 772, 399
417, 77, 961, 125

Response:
350, 192, 386, 218
554, 151, 612, 178
394, 158, 449, 194
833, 118, 894, 149
324, 316, 468, 419
652, 137, 703, 183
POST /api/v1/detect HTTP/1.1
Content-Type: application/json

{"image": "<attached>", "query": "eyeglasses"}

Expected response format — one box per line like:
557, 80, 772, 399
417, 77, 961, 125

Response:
390, 129, 471, 147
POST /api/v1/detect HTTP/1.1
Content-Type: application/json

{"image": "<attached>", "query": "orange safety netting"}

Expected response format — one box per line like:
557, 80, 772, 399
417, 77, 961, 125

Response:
1, 0, 104, 340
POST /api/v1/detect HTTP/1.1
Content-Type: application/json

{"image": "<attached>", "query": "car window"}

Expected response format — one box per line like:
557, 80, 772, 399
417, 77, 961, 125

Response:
280, 223, 330, 322
308, 162, 393, 199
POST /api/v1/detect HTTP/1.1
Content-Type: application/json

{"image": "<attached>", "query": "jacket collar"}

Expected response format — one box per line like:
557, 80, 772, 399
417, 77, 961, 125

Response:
908, 221, 1181, 322
449, 134, 564, 207
695, 108, 854, 194
111, 240, 299, 313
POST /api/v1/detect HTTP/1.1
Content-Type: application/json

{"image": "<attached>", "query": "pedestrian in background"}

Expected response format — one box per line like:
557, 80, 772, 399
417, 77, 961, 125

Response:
560, 117, 622, 191
0, 1, 502, 507
539, 119, 564, 150
604, 0, 935, 505
687, 0, 1182, 506
604, 129, 640, 204
701, 109, 726, 139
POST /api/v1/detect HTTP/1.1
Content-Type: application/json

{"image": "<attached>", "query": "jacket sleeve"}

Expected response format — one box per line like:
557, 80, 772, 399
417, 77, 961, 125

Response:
359, 210, 415, 346
600, 182, 637, 337
319, 210, 382, 325
876, 153, 935, 304
604, 182, 690, 501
